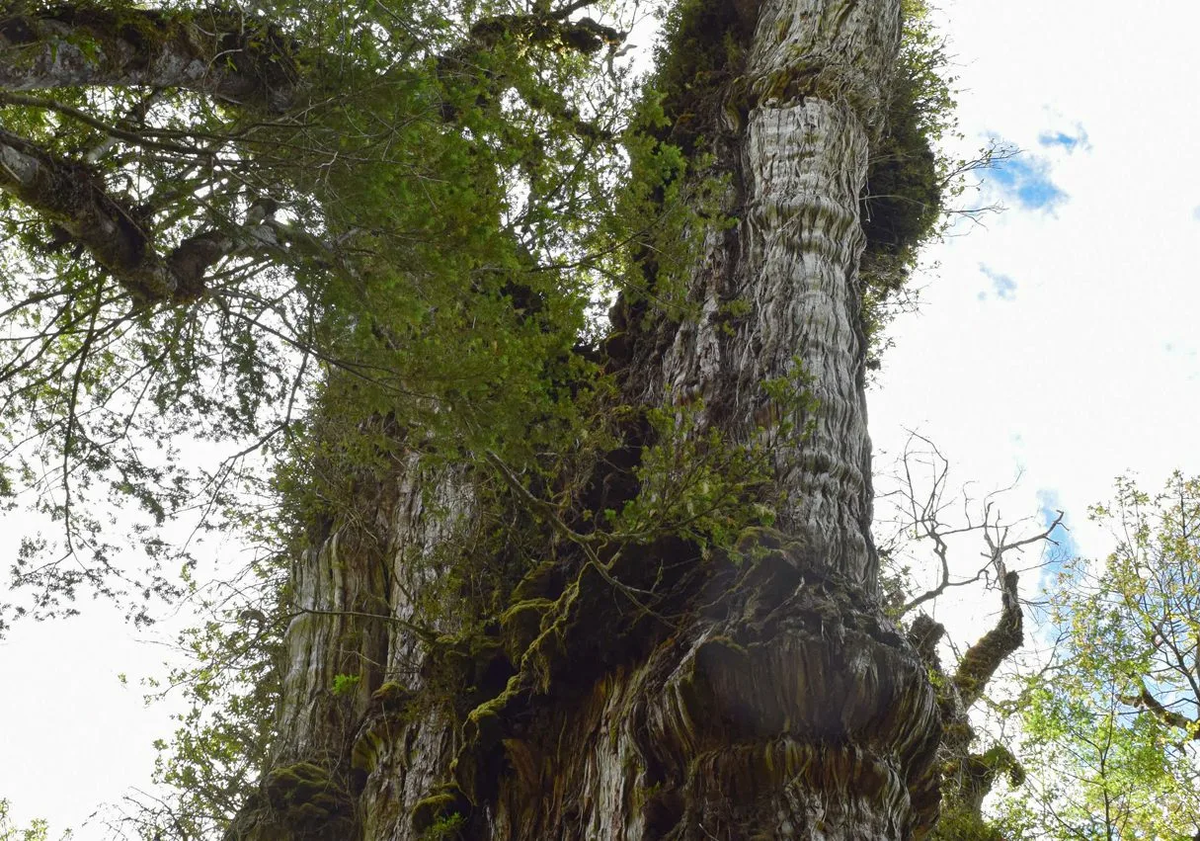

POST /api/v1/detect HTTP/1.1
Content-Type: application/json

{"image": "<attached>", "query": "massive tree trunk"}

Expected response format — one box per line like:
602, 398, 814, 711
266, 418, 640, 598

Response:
228, 0, 943, 839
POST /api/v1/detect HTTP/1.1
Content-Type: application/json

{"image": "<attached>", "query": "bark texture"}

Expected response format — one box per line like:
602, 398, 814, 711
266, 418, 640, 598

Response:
0, 5, 300, 111
230, 0, 944, 839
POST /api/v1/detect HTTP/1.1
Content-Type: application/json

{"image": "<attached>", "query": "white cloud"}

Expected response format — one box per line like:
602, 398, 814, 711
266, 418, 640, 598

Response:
1037, 126, 1090, 154
979, 263, 1017, 300
982, 144, 1068, 211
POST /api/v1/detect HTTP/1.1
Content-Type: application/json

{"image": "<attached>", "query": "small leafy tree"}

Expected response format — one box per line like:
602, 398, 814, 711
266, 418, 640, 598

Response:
998, 473, 1200, 840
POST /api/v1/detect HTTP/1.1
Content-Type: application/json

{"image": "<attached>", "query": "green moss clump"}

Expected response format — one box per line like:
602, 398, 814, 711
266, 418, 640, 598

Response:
351, 682, 417, 774
510, 558, 561, 601
859, 0, 960, 366
498, 597, 554, 662
371, 680, 414, 714
734, 526, 786, 555
465, 702, 505, 751
650, 0, 759, 154
435, 632, 508, 692
410, 784, 470, 835
256, 761, 355, 839
861, 89, 941, 284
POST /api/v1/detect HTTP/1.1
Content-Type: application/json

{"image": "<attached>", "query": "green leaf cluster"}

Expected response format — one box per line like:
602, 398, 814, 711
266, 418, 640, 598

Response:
860, 0, 964, 367
0, 0, 632, 625
0, 801, 57, 841
995, 473, 1200, 840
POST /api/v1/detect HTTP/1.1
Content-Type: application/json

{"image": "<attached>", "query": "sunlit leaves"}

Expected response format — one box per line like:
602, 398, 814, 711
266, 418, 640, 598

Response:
0, 799, 56, 841
997, 473, 1200, 840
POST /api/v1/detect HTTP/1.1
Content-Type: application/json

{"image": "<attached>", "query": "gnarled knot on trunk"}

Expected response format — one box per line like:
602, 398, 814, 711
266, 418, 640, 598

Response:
405, 527, 943, 837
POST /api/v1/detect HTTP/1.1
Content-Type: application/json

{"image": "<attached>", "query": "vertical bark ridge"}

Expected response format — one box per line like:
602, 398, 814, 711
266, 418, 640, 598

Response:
231, 454, 479, 840
275, 530, 390, 767
745, 96, 875, 584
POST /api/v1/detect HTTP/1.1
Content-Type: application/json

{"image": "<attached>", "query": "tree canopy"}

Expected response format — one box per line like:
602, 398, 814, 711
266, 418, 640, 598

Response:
0, 0, 647, 624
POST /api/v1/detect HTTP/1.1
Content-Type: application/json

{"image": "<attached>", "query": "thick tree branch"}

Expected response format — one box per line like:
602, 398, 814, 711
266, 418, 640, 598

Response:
954, 568, 1023, 708
0, 3, 618, 114
0, 4, 302, 112
0, 90, 207, 157
1122, 682, 1199, 738
0, 128, 282, 302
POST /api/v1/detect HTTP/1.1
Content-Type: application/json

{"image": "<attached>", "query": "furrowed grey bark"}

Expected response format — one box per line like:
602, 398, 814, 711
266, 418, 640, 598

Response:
655, 0, 899, 588
231, 0, 944, 839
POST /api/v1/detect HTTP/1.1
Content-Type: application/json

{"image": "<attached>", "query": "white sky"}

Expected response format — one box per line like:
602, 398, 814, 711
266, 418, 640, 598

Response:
5, 0, 1200, 835
872, 0, 1200, 587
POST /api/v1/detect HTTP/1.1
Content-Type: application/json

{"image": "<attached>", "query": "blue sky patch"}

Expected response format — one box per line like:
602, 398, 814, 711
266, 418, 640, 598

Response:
1037, 489, 1078, 575
979, 264, 1017, 301
1032, 491, 1080, 635
985, 147, 1067, 212
1038, 126, 1090, 153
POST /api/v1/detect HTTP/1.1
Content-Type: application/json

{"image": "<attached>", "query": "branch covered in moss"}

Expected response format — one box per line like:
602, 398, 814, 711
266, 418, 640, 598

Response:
0, 4, 302, 111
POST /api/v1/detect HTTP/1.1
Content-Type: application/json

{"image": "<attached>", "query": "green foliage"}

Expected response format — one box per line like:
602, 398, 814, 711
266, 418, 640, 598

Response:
0, 1, 644, 831
331, 672, 362, 696
995, 473, 1200, 840
649, 0, 755, 154
0, 0, 634, 627
420, 811, 465, 841
607, 401, 769, 547
603, 96, 735, 328
929, 809, 1004, 841
0, 801, 59, 841
135, 551, 287, 838
607, 362, 815, 551
589, 0, 756, 329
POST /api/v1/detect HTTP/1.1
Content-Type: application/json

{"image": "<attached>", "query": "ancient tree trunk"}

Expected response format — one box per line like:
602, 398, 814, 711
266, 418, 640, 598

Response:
231, 1, 943, 839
